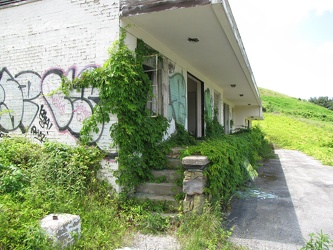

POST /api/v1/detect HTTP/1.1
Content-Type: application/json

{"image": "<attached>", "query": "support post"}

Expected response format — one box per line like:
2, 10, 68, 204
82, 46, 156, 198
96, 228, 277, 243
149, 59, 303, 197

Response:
182, 156, 210, 214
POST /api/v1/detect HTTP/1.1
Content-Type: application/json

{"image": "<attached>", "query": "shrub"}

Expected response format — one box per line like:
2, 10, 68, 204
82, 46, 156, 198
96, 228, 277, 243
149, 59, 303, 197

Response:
177, 202, 235, 250
0, 164, 29, 194
181, 127, 271, 207
0, 138, 116, 249
302, 231, 333, 250
205, 108, 225, 139
0, 137, 42, 168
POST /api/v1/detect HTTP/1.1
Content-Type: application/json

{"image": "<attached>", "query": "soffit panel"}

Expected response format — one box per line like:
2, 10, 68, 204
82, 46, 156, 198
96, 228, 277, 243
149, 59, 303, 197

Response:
125, 4, 259, 106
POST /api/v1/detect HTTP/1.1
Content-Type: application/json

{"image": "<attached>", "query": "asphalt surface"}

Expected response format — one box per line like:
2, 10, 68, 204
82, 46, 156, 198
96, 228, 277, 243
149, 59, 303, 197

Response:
227, 149, 333, 250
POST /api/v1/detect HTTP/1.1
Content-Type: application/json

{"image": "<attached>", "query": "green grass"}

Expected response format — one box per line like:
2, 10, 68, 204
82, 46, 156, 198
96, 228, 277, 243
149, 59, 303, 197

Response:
1, 137, 250, 249
177, 203, 241, 250
260, 88, 333, 122
3, 86, 331, 249
255, 88, 333, 166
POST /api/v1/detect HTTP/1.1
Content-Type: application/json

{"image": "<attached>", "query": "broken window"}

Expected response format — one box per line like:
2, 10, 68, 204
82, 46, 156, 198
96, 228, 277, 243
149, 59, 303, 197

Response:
143, 54, 163, 117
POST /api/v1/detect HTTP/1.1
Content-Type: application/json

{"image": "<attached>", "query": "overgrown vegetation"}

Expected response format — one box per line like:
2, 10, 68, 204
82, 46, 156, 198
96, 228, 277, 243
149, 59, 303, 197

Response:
61, 29, 169, 192
0, 136, 258, 249
182, 127, 272, 207
205, 108, 225, 139
256, 88, 333, 166
0, 29, 274, 249
177, 203, 238, 250
0, 138, 179, 249
301, 231, 333, 250
260, 88, 333, 122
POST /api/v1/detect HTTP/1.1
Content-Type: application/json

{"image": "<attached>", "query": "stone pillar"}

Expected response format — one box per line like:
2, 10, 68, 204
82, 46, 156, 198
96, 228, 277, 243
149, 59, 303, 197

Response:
182, 156, 210, 214
40, 213, 81, 248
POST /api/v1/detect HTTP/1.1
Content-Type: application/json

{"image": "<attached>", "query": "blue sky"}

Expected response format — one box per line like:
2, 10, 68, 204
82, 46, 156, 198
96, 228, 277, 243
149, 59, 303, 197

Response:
229, 0, 333, 99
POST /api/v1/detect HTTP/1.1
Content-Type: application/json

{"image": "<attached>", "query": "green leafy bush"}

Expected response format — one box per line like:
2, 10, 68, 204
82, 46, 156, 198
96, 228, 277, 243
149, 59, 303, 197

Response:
162, 123, 197, 150
205, 108, 225, 139
177, 202, 237, 250
182, 127, 271, 206
0, 164, 29, 194
34, 141, 105, 194
0, 137, 41, 168
302, 231, 333, 250
0, 138, 117, 249
61, 29, 169, 192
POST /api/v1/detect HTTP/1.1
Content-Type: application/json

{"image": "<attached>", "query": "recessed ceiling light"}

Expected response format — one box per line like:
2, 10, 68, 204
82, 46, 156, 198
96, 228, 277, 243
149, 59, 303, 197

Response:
188, 37, 199, 43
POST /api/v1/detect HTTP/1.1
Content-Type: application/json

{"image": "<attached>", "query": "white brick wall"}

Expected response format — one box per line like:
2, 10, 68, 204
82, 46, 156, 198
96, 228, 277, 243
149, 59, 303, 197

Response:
0, 0, 119, 148
0, 0, 120, 190
1, 0, 119, 71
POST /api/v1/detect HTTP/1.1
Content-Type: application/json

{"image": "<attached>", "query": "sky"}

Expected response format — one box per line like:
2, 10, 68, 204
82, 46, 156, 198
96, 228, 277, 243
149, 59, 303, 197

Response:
228, 0, 333, 99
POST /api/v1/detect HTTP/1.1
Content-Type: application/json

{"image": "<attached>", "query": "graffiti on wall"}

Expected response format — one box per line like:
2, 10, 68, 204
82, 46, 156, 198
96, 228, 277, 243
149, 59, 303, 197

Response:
0, 65, 105, 144
168, 61, 186, 127
30, 104, 53, 143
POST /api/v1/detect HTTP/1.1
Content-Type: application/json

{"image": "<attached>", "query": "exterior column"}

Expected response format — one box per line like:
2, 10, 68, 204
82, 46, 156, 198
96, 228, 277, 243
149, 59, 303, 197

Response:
182, 156, 210, 214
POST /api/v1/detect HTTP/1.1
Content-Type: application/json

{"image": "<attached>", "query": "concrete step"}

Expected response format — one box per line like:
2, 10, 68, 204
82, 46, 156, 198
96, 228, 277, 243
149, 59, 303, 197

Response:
136, 183, 182, 196
151, 169, 181, 183
134, 148, 184, 207
134, 193, 181, 209
166, 147, 184, 159
166, 158, 182, 169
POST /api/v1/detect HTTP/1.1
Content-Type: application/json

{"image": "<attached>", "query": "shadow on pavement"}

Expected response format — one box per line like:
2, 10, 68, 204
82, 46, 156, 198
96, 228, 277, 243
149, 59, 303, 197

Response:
226, 153, 304, 247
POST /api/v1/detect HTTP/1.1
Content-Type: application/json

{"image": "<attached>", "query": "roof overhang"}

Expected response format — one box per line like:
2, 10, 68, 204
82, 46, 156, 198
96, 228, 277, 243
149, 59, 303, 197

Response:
120, 0, 263, 119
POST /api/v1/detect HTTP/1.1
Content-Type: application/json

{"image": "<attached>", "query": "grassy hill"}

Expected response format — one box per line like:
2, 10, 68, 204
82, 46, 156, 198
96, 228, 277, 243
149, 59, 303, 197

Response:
254, 88, 333, 166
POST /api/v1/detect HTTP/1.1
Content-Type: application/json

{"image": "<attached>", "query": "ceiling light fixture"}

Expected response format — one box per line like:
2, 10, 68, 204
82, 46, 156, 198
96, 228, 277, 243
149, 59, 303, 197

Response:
239, 94, 244, 97
230, 84, 236, 88
188, 37, 199, 43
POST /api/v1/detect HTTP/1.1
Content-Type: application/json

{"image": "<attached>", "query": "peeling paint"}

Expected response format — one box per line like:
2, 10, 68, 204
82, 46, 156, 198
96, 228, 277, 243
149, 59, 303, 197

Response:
120, 0, 211, 17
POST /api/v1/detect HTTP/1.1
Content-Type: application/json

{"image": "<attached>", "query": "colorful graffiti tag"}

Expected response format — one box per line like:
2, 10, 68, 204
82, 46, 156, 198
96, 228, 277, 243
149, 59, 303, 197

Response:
0, 65, 105, 144
168, 72, 186, 126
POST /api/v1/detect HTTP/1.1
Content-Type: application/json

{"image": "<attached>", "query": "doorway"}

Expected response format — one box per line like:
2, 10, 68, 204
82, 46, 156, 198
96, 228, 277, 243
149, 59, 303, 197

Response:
187, 74, 203, 138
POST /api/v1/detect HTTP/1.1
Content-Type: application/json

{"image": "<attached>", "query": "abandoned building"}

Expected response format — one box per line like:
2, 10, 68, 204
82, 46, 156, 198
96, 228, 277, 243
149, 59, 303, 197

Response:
0, 0, 263, 191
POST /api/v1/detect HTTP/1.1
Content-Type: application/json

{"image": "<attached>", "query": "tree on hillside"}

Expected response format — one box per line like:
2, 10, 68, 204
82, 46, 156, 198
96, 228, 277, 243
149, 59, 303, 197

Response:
309, 96, 333, 111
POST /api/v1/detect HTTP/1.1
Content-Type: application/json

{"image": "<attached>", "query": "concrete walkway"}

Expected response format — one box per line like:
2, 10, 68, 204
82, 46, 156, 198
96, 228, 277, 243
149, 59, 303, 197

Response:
227, 149, 333, 250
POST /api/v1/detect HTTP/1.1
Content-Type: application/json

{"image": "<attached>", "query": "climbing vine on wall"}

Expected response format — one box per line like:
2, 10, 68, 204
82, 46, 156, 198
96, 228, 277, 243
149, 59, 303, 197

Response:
181, 127, 272, 208
61, 28, 169, 192
205, 108, 225, 139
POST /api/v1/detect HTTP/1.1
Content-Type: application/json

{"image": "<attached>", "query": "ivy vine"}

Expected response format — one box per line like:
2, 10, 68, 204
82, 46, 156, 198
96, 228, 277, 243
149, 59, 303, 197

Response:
205, 108, 225, 139
181, 126, 272, 209
61, 28, 169, 193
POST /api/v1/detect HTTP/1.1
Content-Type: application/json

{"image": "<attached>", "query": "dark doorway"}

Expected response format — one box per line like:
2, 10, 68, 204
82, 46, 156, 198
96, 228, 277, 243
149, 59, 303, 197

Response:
187, 74, 203, 138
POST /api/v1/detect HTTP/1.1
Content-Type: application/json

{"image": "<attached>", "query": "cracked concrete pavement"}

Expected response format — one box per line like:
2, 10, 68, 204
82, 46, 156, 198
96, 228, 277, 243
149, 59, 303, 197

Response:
227, 149, 333, 250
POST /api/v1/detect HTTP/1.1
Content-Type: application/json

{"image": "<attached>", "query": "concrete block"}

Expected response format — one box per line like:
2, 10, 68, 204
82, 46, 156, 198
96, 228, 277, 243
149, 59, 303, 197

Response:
152, 169, 179, 182
183, 194, 194, 213
136, 183, 181, 196
182, 156, 210, 170
183, 194, 206, 214
183, 171, 206, 195
193, 194, 205, 214
40, 213, 81, 247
